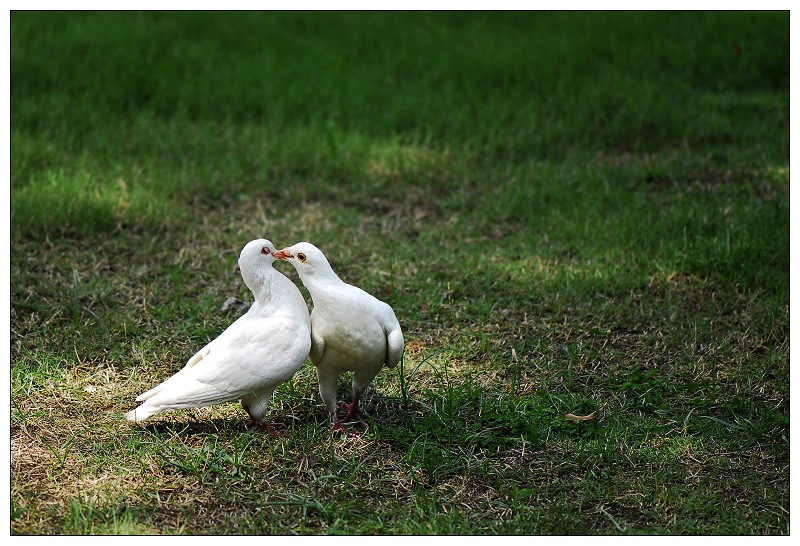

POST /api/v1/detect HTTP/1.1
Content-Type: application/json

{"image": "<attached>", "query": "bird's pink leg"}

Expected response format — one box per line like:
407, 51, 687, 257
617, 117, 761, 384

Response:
339, 395, 368, 429
245, 419, 284, 438
340, 401, 365, 423
242, 402, 284, 438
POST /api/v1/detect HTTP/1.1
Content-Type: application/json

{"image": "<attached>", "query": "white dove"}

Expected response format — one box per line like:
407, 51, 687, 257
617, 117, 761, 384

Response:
125, 239, 311, 434
273, 242, 404, 435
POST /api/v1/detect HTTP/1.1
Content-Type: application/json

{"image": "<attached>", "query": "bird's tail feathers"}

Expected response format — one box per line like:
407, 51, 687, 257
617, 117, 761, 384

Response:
124, 403, 163, 423
135, 389, 157, 403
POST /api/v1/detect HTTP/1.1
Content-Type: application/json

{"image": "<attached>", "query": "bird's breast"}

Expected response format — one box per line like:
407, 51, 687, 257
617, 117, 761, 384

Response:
311, 312, 387, 371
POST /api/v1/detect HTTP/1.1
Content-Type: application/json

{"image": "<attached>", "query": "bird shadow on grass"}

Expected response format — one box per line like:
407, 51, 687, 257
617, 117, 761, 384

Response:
135, 418, 240, 437
135, 416, 291, 438
130, 408, 344, 444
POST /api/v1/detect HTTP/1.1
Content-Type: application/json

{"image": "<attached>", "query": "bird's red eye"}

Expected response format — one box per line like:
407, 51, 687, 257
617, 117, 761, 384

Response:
261, 247, 269, 255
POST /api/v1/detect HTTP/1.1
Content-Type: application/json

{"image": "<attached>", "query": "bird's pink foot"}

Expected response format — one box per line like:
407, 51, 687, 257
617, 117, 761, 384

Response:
332, 421, 358, 437
331, 413, 366, 436
338, 401, 367, 425
245, 419, 284, 438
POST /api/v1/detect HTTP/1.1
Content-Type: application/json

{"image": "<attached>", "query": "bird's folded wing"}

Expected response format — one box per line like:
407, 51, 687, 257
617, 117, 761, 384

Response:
135, 312, 309, 406
134, 339, 216, 402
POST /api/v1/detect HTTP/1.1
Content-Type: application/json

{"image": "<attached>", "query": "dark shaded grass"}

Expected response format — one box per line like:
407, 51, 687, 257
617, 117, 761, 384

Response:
11, 12, 788, 153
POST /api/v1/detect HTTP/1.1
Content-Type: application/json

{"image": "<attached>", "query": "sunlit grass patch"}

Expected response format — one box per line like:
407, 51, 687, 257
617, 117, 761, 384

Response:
12, 169, 176, 239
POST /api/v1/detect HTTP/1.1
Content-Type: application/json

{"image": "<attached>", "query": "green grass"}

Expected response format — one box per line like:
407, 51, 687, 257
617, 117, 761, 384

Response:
10, 11, 788, 535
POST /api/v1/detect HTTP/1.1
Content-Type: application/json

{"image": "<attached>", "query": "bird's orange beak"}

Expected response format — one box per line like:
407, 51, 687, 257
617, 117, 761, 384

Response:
272, 248, 293, 260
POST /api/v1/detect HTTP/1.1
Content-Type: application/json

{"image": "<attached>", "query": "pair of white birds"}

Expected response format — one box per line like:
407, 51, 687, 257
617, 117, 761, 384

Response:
124, 239, 404, 436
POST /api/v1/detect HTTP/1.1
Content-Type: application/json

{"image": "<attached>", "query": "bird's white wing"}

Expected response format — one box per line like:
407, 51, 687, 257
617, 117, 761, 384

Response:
134, 338, 217, 402
133, 313, 310, 411
308, 324, 326, 366
134, 307, 255, 403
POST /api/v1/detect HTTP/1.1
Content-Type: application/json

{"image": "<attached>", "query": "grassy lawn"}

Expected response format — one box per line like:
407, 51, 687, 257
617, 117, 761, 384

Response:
9, 11, 789, 535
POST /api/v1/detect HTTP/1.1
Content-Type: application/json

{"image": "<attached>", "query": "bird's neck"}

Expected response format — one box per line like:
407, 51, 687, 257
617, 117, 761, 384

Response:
302, 271, 346, 303
245, 267, 279, 308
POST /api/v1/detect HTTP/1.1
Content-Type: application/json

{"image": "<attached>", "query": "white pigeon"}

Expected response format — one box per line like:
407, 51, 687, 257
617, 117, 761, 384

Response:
125, 239, 311, 434
273, 242, 404, 435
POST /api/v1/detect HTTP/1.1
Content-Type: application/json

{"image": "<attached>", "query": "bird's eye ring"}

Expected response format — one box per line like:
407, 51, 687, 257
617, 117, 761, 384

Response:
298, 253, 307, 263
261, 247, 269, 255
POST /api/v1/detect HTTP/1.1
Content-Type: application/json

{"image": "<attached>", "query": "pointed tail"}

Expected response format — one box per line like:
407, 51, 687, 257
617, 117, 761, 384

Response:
124, 403, 163, 423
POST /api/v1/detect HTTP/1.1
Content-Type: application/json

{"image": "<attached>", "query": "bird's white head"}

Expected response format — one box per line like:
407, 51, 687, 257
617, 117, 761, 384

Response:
239, 238, 278, 267
238, 239, 278, 294
273, 241, 335, 280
